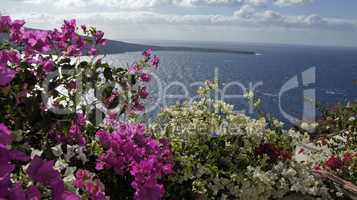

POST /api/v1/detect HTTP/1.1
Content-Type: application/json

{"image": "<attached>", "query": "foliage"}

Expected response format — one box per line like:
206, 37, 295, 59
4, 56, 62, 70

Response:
151, 81, 323, 200
1, 15, 356, 200
304, 102, 357, 198
316, 102, 357, 151
0, 15, 167, 200
95, 120, 173, 200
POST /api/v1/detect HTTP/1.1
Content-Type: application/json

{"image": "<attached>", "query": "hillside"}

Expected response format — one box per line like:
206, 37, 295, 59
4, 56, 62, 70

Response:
0, 32, 255, 55
101, 39, 255, 55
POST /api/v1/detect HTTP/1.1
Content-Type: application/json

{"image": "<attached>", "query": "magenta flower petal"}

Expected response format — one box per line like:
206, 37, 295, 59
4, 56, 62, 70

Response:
0, 16, 11, 31
0, 65, 16, 86
140, 73, 151, 82
151, 56, 160, 66
43, 60, 55, 72
0, 123, 12, 146
61, 191, 81, 200
27, 156, 61, 187
9, 149, 30, 162
0, 162, 15, 180
96, 122, 173, 200
143, 48, 153, 57
25, 186, 41, 200
10, 183, 26, 200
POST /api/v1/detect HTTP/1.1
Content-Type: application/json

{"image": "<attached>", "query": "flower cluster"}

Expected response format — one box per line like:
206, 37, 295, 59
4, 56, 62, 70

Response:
0, 16, 106, 87
27, 156, 80, 200
53, 113, 87, 146
290, 103, 357, 198
1, 16, 163, 199
0, 123, 30, 199
314, 152, 357, 184
0, 123, 80, 200
2, 15, 356, 200
74, 169, 107, 200
151, 81, 322, 199
256, 143, 292, 162
96, 122, 173, 200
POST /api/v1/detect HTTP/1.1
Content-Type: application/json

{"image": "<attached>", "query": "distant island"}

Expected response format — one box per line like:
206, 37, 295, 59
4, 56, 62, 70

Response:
0, 32, 256, 55
100, 39, 256, 55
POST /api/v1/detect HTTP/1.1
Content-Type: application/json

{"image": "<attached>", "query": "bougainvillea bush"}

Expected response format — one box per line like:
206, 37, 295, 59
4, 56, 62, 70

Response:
0, 15, 170, 200
1, 15, 356, 200
303, 103, 357, 199
151, 81, 328, 200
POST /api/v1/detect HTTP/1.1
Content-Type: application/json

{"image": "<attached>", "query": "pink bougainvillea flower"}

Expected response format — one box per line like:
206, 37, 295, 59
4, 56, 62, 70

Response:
27, 156, 80, 200
0, 50, 21, 65
255, 143, 291, 162
95, 130, 112, 146
25, 186, 41, 200
74, 169, 107, 200
128, 66, 136, 75
67, 123, 86, 146
0, 133, 29, 199
65, 45, 81, 57
0, 182, 41, 200
61, 191, 81, 200
76, 113, 87, 126
140, 73, 151, 82
96, 122, 173, 200
133, 102, 145, 112
10, 19, 25, 31
0, 16, 11, 32
9, 149, 29, 162
143, 48, 153, 58
88, 47, 97, 56
75, 35, 85, 49
9, 183, 26, 199
94, 31, 106, 45
343, 152, 353, 163
323, 155, 343, 170
0, 123, 12, 146
9, 19, 25, 43
42, 60, 55, 72
151, 55, 160, 67
103, 92, 120, 108
53, 113, 86, 146
0, 65, 16, 86
27, 156, 62, 187
132, 176, 165, 200
62, 19, 77, 34
22, 30, 52, 54
138, 87, 149, 99
0, 151, 15, 180
128, 64, 142, 75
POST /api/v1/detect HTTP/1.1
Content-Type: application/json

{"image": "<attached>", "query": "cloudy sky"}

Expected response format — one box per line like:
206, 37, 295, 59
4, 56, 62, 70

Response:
2, 0, 357, 47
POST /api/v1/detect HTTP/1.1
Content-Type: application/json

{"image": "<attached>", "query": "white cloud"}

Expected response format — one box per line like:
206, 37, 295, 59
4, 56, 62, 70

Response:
22, 0, 316, 9
5, 0, 356, 47
23, 0, 248, 9
23, 0, 313, 9
246, 0, 267, 6
15, 7, 357, 32
273, 0, 314, 6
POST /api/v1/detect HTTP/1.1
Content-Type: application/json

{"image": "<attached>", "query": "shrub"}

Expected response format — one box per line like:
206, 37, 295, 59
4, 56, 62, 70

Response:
0, 15, 168, 200
151, 81, 323, 200
1, 15, 356, 200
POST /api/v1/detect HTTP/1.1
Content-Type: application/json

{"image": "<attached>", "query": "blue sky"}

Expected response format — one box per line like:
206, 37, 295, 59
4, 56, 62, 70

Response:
273, 0, 357, 18
1, 0, 357, 47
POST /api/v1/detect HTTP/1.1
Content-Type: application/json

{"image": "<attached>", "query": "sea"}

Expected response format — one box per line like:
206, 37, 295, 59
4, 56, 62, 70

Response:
103, 41, 357, 126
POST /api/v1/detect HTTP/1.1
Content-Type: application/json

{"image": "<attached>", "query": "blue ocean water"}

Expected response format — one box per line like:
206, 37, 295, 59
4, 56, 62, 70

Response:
104, 42, 357, 125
